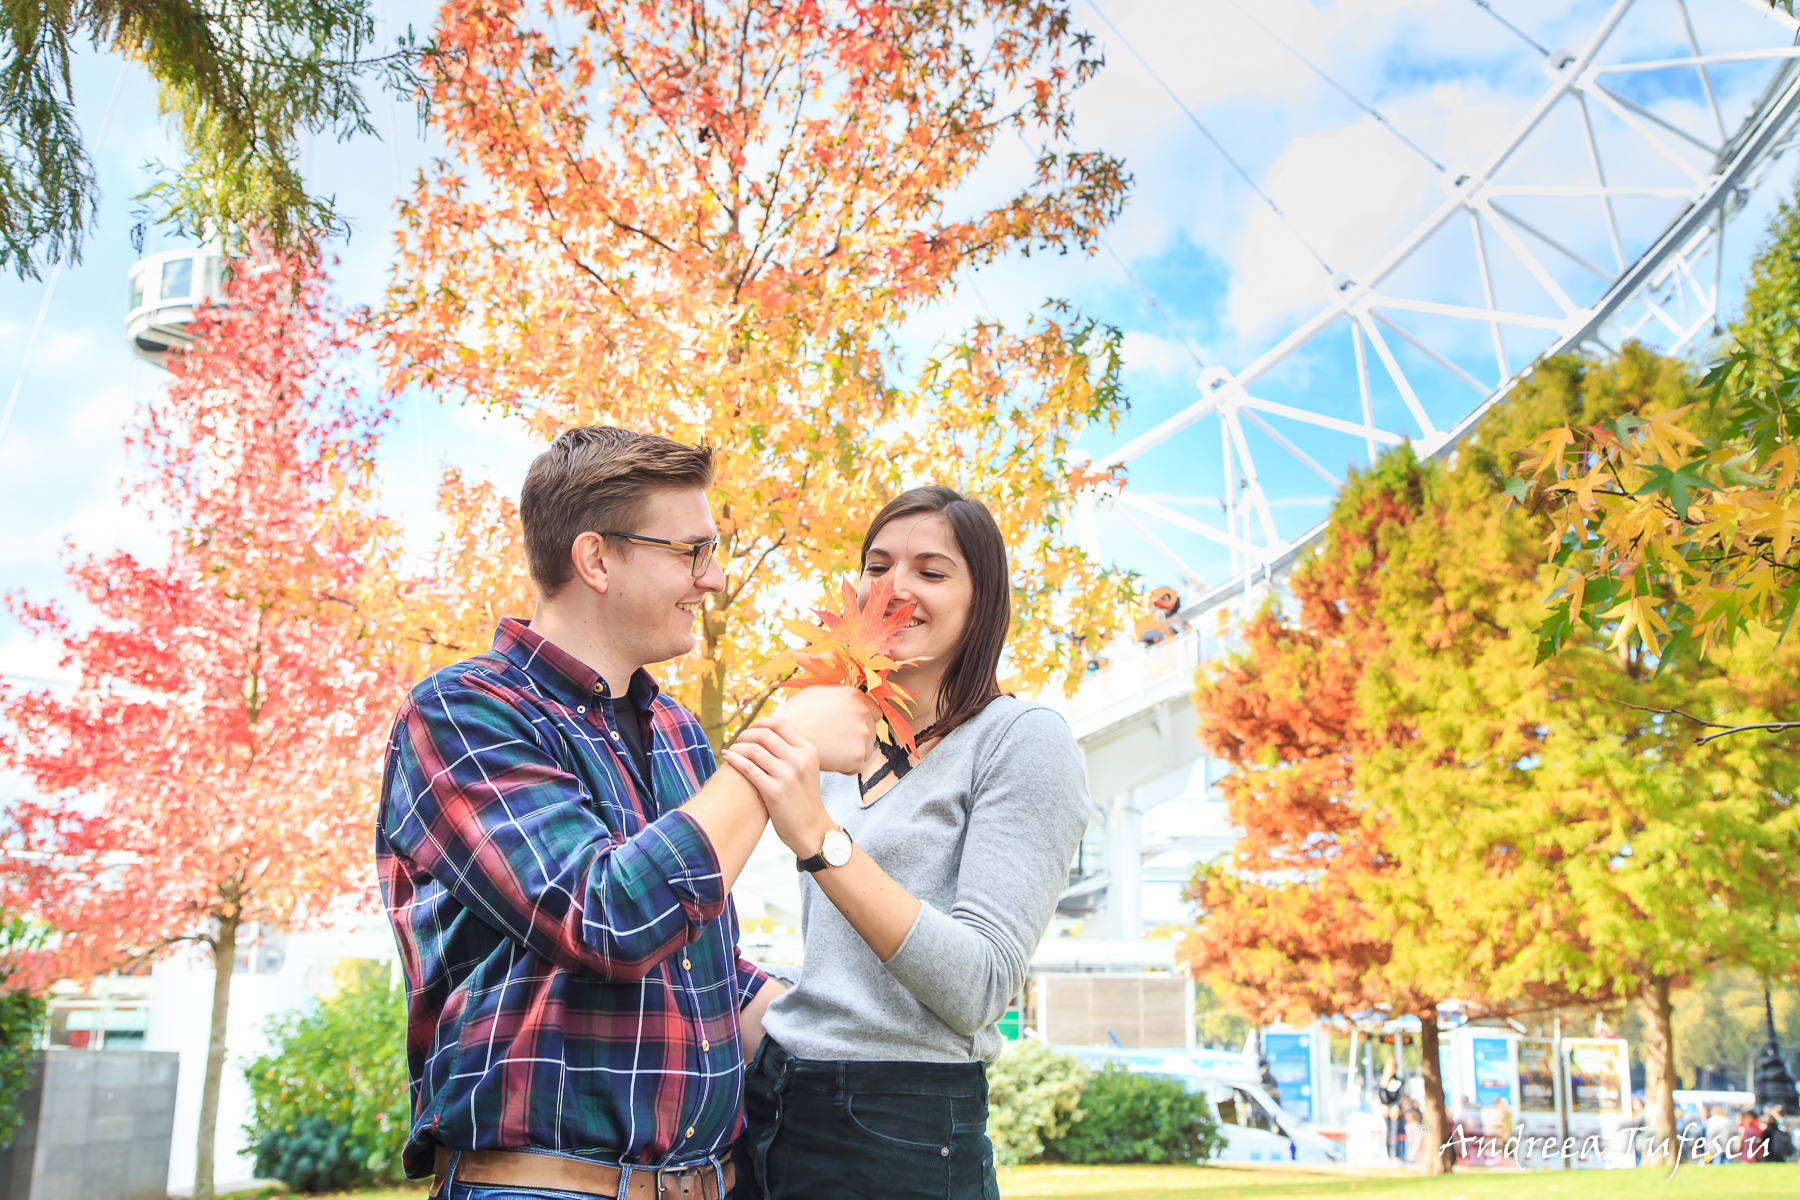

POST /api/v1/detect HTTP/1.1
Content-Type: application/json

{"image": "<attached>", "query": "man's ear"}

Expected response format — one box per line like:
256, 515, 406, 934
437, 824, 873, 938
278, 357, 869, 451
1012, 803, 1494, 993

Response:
569, 531, 612, 595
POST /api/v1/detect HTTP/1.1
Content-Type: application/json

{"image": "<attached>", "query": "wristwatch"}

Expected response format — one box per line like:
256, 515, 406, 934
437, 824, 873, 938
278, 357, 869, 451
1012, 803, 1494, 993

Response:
796, 827, 854, 873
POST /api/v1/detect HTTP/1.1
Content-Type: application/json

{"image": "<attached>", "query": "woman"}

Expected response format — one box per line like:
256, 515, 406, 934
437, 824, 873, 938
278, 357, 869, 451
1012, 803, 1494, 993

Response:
721, 486, 1090, 1200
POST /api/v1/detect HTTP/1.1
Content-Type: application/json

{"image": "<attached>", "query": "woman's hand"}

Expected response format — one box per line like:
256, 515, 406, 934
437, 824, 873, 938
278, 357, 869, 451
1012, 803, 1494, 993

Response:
722, 716, 835, 857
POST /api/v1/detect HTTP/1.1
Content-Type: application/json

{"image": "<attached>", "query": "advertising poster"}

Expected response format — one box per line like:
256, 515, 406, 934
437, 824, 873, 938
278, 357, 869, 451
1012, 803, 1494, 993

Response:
1471, 1036, 1514, 1106
1565, 1040, 1628, 1114
1517, 1040, 1557, 1113
1263, 1031, 1314, 1123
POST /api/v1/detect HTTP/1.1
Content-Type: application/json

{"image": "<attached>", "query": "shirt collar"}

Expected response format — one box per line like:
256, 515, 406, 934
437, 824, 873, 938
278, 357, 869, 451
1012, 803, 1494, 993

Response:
491, 618, 663, 711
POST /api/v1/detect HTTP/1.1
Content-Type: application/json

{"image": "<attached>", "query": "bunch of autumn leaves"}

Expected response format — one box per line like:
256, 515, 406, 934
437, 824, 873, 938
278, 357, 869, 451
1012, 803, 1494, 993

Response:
761, 576, 926, 756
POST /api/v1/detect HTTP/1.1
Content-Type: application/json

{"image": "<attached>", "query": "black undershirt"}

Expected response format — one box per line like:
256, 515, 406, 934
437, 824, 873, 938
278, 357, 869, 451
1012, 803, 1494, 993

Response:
604, 672, 657, 793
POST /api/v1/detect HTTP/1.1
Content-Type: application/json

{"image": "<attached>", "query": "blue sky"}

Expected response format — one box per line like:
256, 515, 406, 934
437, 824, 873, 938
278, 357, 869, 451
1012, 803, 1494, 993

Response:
4, 0, 1799, 692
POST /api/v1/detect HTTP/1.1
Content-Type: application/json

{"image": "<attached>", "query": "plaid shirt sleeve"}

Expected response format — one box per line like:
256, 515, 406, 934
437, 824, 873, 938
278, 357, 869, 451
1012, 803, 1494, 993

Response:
384, 668, 726, 980
730, 908, 769, 1009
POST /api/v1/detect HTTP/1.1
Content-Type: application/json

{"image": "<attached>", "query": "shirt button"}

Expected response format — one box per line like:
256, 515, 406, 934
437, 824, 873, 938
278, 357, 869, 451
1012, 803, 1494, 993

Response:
610, 730, 621, 740
576, 705, 586, 714
685, 1126, 695, 1138
681, 958, 691, 969
701, 1038, 710, 1051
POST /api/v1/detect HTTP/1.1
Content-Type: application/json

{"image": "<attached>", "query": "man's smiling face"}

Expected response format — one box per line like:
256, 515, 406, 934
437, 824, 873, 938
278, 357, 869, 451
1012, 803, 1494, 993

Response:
606, 488, 725, 667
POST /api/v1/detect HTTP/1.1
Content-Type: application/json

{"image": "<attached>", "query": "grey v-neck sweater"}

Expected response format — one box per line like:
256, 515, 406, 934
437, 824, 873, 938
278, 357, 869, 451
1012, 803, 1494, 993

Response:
759, 697, 1090, 1064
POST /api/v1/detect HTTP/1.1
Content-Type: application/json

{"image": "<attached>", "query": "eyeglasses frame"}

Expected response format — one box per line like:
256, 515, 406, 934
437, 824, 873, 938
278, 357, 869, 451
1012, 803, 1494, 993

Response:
600, 531, 718, 577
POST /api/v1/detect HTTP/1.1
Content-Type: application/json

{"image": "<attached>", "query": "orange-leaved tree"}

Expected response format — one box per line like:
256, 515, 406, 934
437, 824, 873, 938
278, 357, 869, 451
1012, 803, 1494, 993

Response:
379, 0, 1137, 745
0, 244, 398, 1200
1183, 449, 1470, 1171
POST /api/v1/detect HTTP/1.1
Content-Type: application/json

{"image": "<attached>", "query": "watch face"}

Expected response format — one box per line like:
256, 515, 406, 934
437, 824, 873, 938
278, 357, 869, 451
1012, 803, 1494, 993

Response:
821, 828, 853, 868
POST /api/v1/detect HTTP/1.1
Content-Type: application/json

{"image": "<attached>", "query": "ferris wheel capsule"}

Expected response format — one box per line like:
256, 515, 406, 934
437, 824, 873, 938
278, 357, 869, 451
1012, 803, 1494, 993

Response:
125, 247, 225, 367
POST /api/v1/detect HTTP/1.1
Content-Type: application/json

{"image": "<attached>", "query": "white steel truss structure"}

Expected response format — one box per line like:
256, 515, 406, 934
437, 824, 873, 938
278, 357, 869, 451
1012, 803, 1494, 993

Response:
1083, 0, 1800, 590
1055, 0, 1800, 938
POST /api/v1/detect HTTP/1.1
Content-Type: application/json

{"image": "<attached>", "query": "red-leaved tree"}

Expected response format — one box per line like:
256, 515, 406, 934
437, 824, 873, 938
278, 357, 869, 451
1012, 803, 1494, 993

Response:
1180, 449, 1466, 1168
0, 243, 396, 1200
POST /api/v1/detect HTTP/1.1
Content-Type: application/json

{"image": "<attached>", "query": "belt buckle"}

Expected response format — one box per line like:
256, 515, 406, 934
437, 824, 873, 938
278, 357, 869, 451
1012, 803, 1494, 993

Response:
653, 1163, 704, 1199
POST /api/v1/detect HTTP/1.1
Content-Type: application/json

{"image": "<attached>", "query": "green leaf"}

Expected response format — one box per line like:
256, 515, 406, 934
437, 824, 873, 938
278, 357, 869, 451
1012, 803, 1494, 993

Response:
1633, 460, 1715, 522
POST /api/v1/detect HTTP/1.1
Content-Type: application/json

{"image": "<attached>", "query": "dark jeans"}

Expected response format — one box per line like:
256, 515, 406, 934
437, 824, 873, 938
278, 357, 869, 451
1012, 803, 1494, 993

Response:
734, 1038, 999, 1200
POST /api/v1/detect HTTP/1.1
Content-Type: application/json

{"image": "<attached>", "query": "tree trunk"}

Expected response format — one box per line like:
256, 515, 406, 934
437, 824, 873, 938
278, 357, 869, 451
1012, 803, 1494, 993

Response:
193, 911, 240, 1200
1639, 974, 1677, 1167
699, 604, 727, 756
1417, 1011, 1453, 1174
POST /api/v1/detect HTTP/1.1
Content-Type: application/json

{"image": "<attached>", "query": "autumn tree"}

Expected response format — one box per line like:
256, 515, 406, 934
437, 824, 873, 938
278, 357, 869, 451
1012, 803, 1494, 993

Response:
1356, 348, 1800, 1165
1521, 178, 1800, 679
378, 0, 1137, 746
0, 244, 398, 1200
1183, 449, 1469, 1172
0, 0, 425, 274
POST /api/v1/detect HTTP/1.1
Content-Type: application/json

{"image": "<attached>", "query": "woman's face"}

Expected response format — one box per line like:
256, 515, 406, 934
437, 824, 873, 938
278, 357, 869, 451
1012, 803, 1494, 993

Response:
858, 512, 971, 678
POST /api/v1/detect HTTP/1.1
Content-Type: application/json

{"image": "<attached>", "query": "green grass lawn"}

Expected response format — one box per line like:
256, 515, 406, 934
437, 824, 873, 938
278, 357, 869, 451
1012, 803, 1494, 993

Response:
996, 1162, 1800, 1200
233, 1162, 1800, 1199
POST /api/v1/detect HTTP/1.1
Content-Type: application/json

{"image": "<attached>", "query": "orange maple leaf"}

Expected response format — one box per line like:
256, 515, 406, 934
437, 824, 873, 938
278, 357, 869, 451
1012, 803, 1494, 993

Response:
759, 573, 927, 755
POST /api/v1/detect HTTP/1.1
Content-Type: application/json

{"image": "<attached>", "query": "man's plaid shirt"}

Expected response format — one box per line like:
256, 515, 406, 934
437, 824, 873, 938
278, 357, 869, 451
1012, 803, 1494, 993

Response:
377, 618, 767, 1178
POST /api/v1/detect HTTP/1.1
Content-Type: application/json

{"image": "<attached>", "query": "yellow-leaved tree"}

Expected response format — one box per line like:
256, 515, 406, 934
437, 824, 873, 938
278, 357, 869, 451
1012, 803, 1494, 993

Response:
377, 0, 1139, 744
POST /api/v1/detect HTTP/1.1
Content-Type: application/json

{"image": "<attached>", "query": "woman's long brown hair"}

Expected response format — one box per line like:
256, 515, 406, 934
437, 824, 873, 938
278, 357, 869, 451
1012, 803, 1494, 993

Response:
860, 486, 1010, 745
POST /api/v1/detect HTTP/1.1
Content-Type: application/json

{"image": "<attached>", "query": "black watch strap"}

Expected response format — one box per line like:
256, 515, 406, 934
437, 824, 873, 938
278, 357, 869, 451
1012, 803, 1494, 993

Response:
797, 828, 853, 874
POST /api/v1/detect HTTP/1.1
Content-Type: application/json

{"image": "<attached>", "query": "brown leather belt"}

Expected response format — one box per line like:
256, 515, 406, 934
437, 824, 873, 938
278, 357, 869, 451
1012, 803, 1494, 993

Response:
430, 1145, 735, 1198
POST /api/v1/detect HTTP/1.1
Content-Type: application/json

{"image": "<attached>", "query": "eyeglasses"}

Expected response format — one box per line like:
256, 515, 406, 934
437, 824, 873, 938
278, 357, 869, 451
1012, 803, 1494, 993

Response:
602, 532, 718, 577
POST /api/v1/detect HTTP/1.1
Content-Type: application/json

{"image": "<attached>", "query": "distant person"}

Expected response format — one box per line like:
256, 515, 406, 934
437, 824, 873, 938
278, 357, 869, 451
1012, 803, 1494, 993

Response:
1706, 1104, 1734, 1164
1454, 1095, 1480, 1162
1378, 1059, 1405, 1165
1762, 1105, 1794, 1163
1401, 1094, 1423, 1165
1494, 1095, 1514, 1161
1738, 1107, 1764, 1162
1261, 1056, 1283, 1105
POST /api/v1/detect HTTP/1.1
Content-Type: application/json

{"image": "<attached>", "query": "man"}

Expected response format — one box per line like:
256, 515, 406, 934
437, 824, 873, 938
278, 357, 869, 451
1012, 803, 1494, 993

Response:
378, 427, 873, 1199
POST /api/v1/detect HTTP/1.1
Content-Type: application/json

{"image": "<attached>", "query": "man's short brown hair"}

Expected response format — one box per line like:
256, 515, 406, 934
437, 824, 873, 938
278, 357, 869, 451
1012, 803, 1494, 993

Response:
520, 426, 715, 595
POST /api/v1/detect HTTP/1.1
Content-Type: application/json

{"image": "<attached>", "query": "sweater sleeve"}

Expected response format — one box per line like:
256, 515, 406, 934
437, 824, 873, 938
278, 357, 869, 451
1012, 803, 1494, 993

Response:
880, 707, 1091, 1036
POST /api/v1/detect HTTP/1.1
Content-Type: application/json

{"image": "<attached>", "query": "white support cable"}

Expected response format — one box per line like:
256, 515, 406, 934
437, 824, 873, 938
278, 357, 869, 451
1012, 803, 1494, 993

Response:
0, 63, 129, 462
1475, 200, 1586, 314
1675, 0, 1727, 143
1352, 320, 1376, 466
1099, 236, 1208, 370
1081, 0, 1338, 277
1486, 200, 1613, 282
1236, 391, 1407, 446
1464, 0, 1550, 58
1582, 79, 1716, 172
1114, 504, 1207, 587
1468, 210, 1510, 383
1240, 409, 1339, 487
1221, 0, 1446, 172
1591, 46, 1800, 75
1223, 409, 1280, 546
1369, 310, 1493, 397
1358, 316, 1438, 439
1365, 294, 1565, 331
1118, 490, 1260, 557
1576, 90, 1628, 273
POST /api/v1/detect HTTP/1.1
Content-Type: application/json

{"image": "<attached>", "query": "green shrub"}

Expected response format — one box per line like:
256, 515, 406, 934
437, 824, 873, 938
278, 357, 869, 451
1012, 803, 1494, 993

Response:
253, 1113, 373, 1193
0, 918, 47, 1152
1044, 1062, 1223, 1165
985, 1039, 1088, 1166
243, 972, 409, 1189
